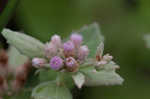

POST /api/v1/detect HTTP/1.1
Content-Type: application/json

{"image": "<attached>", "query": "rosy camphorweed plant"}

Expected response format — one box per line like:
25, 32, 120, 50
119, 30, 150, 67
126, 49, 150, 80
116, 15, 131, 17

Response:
2, 23, 124, 99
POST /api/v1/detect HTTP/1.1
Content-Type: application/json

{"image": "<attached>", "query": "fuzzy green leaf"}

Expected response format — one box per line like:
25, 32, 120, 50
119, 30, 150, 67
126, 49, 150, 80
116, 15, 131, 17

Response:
144, 34, 150, 48
32, 81, 72, 99
2, 29, 45, 58
96, 42, 104, 58
38, 70, 74, 89
80, 63, 124, 86
72, 72, 85, 88
79, 23, 104, 57
8, 46, 28, 69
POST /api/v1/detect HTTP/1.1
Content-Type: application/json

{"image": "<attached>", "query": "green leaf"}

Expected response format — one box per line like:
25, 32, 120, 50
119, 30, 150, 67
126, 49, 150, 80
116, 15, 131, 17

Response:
72, 72, 85, 89
80, 63, 124, 86
79, 23, 104, 57
101, 61, 120, 71
83, 70, 123, 86
144, 34, 150, 48
32, 82, 72, 99
10, 90, 32, 99
8, 46, 28, 69
2, 29, 45, 58
39, 70, 58, 83
39, 70, 74, 89
96, 42, 104, 57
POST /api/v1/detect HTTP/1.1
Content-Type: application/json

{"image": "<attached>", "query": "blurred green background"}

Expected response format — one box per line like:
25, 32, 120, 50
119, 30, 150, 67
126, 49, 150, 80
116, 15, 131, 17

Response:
1, 0, 150, 99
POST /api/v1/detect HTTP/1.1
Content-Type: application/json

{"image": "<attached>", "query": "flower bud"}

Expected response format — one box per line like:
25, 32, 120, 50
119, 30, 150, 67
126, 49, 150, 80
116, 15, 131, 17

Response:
70, 33, 83, 48
97, 60, 107, 66
45, 42, 57, 58
51, 35, 62, 48
78, 45, 89, 61
65, 57, 78, 72
65, 57, 77, 67
32, 58, 46, 68
103, 54, 113, 62
50, 56, 63, 70
63, 41, 75, 57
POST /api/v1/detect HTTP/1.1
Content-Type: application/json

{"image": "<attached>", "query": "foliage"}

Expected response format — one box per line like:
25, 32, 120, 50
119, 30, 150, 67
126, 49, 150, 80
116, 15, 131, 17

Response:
2, 23, 124, 99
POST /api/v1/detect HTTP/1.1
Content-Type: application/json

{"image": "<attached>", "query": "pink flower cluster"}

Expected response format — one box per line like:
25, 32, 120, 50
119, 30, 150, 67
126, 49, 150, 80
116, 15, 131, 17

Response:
32, 33, 89, 72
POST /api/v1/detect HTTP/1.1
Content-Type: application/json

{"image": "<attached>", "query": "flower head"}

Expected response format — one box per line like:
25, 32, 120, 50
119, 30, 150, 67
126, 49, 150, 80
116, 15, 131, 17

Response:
32, 34, 91, 72
32, 58, 46, 68
50, 56, 63, 70
65, 57, 78, 72
96, 60, 107, 66
103, 54, 113, 62
70, 33, 83, 47
63, 41, 75, 57
51, 35, 62, 48
78, 45, 89, 61
65, 57, 77, 67
45, 42, 57, 58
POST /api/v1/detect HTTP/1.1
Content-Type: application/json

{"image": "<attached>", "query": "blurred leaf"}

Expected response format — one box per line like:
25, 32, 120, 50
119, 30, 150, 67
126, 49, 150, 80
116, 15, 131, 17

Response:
101, 61, 120, 71
96, 42, 104, 58
32, 81, 72, 99
10, 90, 31, 99
79, 23, 104, 57
72, 72, 85, 89
144, 34, 150, 48
80, 63, 124, 86
39, 70, 57, 82
0, 0, 20, 32
83, 70, 123, 86
39, 69, 74, 89
8, 46, 28, 69
2, 29, 45, 58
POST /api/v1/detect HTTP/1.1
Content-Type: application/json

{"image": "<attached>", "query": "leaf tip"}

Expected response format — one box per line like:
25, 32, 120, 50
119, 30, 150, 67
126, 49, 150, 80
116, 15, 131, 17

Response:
1, 28, 10, 37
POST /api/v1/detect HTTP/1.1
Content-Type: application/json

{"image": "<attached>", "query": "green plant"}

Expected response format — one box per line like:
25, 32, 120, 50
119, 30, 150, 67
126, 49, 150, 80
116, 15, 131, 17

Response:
1, 23, 124, 99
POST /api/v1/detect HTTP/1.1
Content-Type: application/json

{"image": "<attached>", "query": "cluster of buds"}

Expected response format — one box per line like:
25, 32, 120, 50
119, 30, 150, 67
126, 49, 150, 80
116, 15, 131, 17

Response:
32, 33, 89, 72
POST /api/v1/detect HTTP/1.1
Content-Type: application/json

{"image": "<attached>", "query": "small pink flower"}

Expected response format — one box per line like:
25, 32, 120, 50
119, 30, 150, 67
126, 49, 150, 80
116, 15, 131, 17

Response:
65, 57, 78, 72
50, 56, 63, 70
97, 60, 107, 66
51, 35, 62, 48
103, 54, 113, 62
65, 57, 77, 67
70, 33, 82, 47
63, 41, 75, 57
32, 58, 46, 68
78, 45, 89, 60
45, 42, 57, 58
